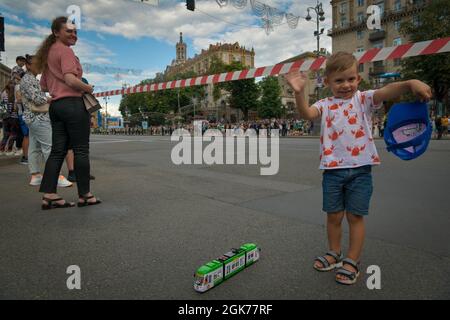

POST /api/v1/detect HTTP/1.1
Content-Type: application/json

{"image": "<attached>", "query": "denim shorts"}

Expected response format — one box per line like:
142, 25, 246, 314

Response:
18, 115, 29, 136
322, 165, 373, 216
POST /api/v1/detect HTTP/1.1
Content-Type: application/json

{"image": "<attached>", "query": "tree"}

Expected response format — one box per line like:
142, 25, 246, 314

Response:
227, 77, 260, 121
208, 58, 260, 120
259, 76, 282, 118
119, 70, 206, 122
317, 78, 371, 100
399, 0, 450, 111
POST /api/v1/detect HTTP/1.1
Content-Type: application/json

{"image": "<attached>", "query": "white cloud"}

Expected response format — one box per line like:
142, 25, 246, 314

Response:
1, 0, 333, 114
93, 57, 113, 64
1, 27, 43, 66
2, 0, 331, 63
2, 21, 116, 67
1, 11, 25, 24
102, 97, 121, 117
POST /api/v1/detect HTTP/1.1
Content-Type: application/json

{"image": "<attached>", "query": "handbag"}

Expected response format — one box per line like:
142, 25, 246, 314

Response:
46, 65, 101, 114
82, 92, 102, 114
30, 101, 50, 113
20, 93, 49, 113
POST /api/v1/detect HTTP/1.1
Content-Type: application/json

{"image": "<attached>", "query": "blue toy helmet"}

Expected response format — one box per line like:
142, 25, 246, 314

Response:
384, 102, 432, 160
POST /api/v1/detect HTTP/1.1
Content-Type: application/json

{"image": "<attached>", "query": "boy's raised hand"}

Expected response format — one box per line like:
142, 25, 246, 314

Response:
284, 70, 308, 93
410, 80, 432, 102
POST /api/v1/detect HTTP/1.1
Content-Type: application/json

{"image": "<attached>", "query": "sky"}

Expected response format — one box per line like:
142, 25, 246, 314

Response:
0, 0, 332, 116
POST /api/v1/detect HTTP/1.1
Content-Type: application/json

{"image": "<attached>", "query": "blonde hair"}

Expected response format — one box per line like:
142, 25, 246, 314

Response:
325, 51, 358, 76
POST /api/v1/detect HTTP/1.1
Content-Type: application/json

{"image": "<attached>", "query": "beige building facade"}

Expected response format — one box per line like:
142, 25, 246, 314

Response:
328, 0, 429, 85
278, 52, 325, 118
165, 33, 255, 78
164, 33, 256, 121
0, 62, 11, 91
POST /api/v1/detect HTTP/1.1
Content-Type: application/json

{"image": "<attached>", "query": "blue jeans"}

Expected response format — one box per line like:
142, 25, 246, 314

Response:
322, 165, 373, 216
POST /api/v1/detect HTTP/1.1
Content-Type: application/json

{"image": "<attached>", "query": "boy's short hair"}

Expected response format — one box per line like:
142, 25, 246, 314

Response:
325, 51, 358, 76
16, 56, 26, 62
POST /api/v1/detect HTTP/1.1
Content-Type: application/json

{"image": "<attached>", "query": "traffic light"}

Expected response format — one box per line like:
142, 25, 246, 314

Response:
186, 0, 195, 11
0, 16, 4, 52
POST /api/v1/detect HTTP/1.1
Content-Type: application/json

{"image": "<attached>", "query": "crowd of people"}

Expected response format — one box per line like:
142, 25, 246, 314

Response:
93, 113, 449, 139
1, 56, 28, 161
433, 114, 449, 140
92, 118, 316, 137
0, 16, 100, 209
0, 55, 80, 187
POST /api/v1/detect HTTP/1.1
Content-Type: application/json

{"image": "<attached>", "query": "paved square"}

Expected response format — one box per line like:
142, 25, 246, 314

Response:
1, 136, 449, 299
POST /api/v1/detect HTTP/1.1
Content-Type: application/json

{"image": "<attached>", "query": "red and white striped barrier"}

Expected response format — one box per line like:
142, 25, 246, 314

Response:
94, 37, 450, 98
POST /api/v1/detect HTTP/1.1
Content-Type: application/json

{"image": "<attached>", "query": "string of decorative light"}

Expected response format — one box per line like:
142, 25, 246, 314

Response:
197, 8, 263, 29
82, 63, 143, 76
215, 0, 304, 34
232, 0, 247, 9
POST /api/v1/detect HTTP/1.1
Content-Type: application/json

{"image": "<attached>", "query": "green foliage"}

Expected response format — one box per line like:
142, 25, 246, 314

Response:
226, 78, 260, 120
119, 70, 206, 122
399, 0, 450, 102
208, 57, 260, 120
316, 78, 371, 101
259, 76, 282, 118
358, 79, 371, 91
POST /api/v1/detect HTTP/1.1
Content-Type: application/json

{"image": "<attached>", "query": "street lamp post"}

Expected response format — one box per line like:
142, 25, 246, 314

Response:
103, 96, 110, 131
305, 1, 325, 136
306, 0, 325, 57
305, 0, 325, 100
177, 89, 180, 115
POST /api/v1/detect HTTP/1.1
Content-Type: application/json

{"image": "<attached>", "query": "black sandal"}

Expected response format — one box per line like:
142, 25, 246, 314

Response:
78, 195, 102, 207
335, 258, 360, 285
314, 251, 343, 272
42, 197, 75, 210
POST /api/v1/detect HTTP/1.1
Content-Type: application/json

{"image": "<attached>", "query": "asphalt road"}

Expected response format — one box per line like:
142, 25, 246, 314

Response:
0, 135, 449, 299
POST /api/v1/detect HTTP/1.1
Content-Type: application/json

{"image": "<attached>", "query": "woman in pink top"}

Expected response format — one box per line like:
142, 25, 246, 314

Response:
35, 16, 101, 210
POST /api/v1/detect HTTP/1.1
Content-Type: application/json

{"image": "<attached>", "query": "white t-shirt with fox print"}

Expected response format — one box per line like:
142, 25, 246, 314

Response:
312, 90, 382, 170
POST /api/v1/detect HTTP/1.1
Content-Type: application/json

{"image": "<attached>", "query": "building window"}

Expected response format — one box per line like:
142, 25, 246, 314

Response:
374, 60, 383, 68
394, 20, 401, 31
340, 15, 348, 28
413, 15, 421, 27
357, 30, 364, 40
372, 41, 384, 49
358, 63, 364, 73
340, 2, 347, 14
357, 12, 365, 23
393, 37, 402, 46
357, 46, 364, 53
394, 58, 401, 66
394, 0, 401, 11
376, 1, 385, 17
357, 0, 364, 7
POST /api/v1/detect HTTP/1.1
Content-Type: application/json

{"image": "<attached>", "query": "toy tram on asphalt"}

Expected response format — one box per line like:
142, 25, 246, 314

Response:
194, 243, 261, 293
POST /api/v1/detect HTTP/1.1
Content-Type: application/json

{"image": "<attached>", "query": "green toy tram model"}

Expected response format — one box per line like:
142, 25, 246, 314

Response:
193, 243, 261, 293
